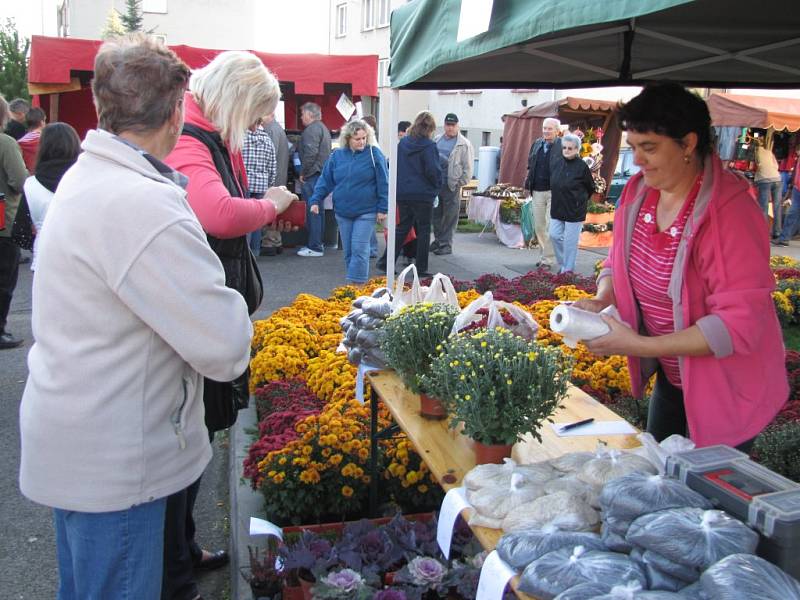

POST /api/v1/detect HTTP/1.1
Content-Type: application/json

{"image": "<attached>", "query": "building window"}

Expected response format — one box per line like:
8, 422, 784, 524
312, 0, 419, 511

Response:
482, 131, 491, 146
142, 0, 167, 13
377, 0, 391, 27
378, 58, 390, 88
336, 3, 347, 37
362, 0, 375, 31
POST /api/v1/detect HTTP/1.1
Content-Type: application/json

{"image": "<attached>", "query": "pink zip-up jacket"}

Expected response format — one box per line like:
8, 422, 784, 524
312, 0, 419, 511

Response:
599, 154, 788, 447
165, 93, 276, 239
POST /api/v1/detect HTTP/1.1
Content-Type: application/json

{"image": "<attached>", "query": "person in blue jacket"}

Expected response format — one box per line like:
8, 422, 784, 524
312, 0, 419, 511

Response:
309, 119, 388, 284
376, 111, 442, 276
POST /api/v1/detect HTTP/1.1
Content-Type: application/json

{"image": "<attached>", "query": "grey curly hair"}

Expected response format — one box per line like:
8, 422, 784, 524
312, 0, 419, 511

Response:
338, 118, 377, 149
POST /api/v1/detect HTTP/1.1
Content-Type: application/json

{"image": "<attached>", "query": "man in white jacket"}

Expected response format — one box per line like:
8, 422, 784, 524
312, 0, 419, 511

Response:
18, 34, 263, 600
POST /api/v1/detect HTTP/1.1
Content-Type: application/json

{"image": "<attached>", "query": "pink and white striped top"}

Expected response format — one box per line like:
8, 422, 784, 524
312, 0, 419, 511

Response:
628, 177, 702, 388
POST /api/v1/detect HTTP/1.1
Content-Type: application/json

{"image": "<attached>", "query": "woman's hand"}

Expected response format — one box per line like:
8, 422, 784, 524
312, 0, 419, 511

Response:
376, 212, 387, 224
572, 298, 609, 313
264, 187, 297, 214
309, 204, 319, 215
584, 314, 644, 356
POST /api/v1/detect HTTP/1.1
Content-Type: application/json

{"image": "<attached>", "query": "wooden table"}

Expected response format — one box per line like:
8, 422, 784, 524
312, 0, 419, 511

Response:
367, 369, 640, 599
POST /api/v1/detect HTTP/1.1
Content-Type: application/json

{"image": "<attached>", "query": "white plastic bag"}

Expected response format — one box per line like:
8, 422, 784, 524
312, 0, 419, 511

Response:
502, 491, 600, 533
549, 451, 595, 474
450, 290, 539, 340
390, 264, 422, 312
468, 473, 545, 521
420, 273, 460, 308
545, 475, 601, 509
463, 458, 517, 491
637, 432, 695, 475
577, 449, 657, 488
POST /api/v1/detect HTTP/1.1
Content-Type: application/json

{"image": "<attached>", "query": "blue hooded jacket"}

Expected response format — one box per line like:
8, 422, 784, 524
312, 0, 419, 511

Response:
309, 145, 388, 218
397, 135, 443, 203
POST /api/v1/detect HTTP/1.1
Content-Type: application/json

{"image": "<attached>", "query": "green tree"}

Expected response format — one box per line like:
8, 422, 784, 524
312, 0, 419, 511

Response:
101, 9, 126, 39
0, 18, 30, 102
120, 0, 144, 32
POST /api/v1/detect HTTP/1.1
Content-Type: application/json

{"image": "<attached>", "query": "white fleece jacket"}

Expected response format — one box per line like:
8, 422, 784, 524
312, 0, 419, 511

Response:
20, 129, 253, 512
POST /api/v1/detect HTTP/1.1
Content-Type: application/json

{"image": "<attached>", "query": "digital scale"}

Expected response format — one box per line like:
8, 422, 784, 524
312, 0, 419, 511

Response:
666, 445, 800, 579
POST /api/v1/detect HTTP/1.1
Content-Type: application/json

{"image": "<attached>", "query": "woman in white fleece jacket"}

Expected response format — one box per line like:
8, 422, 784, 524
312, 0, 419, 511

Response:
18, 35, 253, 600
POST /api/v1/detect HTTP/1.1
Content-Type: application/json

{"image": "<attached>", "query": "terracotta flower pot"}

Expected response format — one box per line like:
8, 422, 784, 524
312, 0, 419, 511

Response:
419, 393, 447, 419
299, 576, 314, 600
473, 441, 513, 464
281, 582, 305, 600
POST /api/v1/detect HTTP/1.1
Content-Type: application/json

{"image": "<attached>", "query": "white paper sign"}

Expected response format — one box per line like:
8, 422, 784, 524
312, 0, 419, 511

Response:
355, 100, 364, 119
437, 486, 471, 559
356, 362, 381, 404
457, 0, 494, 42
249, 517, 283, 540
336, 92, 356, 121
476, 550, 517, 600
550, 420, 637, 437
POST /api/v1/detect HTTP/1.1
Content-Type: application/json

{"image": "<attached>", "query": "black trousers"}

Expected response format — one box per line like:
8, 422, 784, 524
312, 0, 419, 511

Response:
161, 477, 203, 600
0, 237, 20, 333
380, 200, 434, 273
646, 367, 755, 454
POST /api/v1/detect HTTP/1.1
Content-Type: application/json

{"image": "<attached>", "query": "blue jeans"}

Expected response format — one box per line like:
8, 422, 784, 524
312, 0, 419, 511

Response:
757, 180, 782, 236
336, 212, 376, 284
549, 219, 583, 273
247, 192, 265, 254
302, 175, 324, 252
54, 497, 167, 600
369, 229, 378, 257
779, 188, 800, 243
782, 171, 794, 197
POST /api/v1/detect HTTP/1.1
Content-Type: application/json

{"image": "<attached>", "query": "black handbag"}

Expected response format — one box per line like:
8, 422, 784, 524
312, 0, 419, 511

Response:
11, 193, 35, 251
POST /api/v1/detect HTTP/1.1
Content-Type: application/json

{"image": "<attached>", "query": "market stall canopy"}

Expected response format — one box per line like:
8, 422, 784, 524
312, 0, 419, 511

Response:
707, 93, 800, 132
498, 97, 622, 190
389, 0, 800, 89
28, 35, 378, 96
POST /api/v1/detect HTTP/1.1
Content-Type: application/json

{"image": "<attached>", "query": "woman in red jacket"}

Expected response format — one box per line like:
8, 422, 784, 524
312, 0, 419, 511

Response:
163, 51, 295, 600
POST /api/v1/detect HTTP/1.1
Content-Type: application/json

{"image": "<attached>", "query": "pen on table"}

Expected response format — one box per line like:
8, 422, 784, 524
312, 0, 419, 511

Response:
559, 418, 595, 433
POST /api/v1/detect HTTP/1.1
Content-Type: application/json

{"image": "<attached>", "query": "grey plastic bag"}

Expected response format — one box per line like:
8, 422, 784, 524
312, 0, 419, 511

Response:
630, 548, 688, 592
599, 474, 711, 525
553, 581, 613, 599
642, 550, 699, 583
496, 528, 606, 570
679, 581, 709, 600
700, 553, 800, 600
601, 522, 633, 553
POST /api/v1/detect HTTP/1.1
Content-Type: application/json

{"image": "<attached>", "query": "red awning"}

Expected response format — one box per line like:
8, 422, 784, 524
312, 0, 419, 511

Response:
707, 93, 800, 132
28, 35, 378, 97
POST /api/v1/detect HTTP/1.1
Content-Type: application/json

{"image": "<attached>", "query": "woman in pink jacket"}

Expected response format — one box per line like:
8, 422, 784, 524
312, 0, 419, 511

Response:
576, 83, 787, 450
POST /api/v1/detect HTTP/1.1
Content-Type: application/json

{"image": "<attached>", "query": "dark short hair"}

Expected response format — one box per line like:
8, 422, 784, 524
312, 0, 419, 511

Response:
363, 115, 377, 130
397, 120, 411, 133
92, 33, 190, 135
408, 111, 436, 139
9, 98, 30, 114
25, 107, 46, 129
617, 83, 713, 158
35, 122, 82, 171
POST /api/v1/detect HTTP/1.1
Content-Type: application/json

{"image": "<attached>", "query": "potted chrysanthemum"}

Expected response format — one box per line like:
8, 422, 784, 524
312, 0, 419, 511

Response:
380, 303, 461, 418
422, 328, 572, 463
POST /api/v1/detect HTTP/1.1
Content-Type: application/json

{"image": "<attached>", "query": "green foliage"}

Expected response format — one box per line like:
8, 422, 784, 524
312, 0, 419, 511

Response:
424, 328, 573, 445
753, 422, 800, 483
120, 0, 144, 32
0, 19, 30, 102
380, 302, 460, 394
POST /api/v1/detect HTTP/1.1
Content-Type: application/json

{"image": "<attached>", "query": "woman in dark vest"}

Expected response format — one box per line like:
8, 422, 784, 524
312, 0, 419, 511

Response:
163, 51, 296, 600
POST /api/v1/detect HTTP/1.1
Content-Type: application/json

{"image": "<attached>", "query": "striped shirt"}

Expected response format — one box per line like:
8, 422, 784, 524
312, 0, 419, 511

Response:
629, 177, 702, 387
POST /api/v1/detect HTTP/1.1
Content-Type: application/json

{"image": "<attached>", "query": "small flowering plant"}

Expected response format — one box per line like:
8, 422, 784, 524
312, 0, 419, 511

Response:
311, 567, 375, 599
423, 328, 573, 445
380, 303, 461, 394
392, 556, 449, 597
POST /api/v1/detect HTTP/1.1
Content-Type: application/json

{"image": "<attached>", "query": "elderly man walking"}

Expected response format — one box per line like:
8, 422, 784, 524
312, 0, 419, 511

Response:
524, 117, 564, 269
431, 113, 473, 256
297, 102, 331, 257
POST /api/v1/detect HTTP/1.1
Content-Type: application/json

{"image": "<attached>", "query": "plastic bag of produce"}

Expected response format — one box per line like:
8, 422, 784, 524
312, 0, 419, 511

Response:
503, 491, 600, 533
599, 474, 711, 525
550, 451, 595, 474
553, 581, 613, 599
637, 432, 695, 475
577, 449, 657, 488
545, 475, 600, 508
463, 458, 517, 491
601, 522, 633, 553
514, 460, 557, 484
468, 473, 545, 520
642, 550, 699, 583
592, 581, 686, 599
468, 511, 504, 529
679, 581, 708, 599
699, 553, 800, 600
496, 528, 606, 570
625, 508, 759, 570
450, 290, 539, 340
630, 548, 688, 592
518, 546, 646, 599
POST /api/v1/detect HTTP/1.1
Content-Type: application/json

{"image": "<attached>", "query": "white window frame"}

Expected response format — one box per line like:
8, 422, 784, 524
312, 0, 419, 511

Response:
336, 3, 347, 37
362, 0, 375, 31
377, 0, 391, 27
142, 0, 167, 14
378, 58, 390, 88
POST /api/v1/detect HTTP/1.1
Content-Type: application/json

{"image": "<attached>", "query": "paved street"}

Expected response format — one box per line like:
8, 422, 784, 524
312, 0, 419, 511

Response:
2, 229, 797, 598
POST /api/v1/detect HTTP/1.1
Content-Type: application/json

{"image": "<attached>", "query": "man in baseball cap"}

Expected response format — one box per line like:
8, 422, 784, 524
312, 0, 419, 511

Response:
432, 113, 473, 255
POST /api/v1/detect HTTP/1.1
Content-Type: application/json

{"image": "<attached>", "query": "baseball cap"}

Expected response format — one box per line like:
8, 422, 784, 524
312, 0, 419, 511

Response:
444, 113, 459, 124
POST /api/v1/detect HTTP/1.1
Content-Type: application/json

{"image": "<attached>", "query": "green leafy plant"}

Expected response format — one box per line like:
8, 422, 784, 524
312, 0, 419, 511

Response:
380, 303, 460, 394
423, 328, 573, 445
753, 422, 800, 482
586, 201, 616, 214
0, 19, 30, 102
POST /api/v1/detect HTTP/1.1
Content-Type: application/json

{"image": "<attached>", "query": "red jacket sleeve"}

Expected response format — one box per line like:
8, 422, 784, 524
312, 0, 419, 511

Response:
165, 136, 276, 239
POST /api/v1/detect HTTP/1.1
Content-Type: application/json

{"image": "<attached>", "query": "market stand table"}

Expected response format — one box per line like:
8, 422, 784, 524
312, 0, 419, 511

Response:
367, 369, 640, 600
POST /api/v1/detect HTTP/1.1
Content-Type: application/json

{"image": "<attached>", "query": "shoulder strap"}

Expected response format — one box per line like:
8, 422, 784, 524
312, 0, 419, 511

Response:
181, 124, 245, 198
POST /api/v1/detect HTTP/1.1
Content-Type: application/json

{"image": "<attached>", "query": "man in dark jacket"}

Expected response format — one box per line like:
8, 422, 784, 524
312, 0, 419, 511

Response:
297, 102, 331, 257
523, 117, 564, 269
377, 111, 442, 276
3, 98, 29, 140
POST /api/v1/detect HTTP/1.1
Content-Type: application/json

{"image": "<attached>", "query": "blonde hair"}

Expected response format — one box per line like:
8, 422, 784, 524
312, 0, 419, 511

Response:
190, 51, 279, 152
339, 119, 376, 149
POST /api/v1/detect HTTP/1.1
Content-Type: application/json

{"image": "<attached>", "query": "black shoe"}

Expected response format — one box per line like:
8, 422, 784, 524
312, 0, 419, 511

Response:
193, 549, 229, 571
432, 248, 452, 255
0, 332, 23, 349
261, 247, 278, 256
375, 260, 387, 272
772, 240, 789, 247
